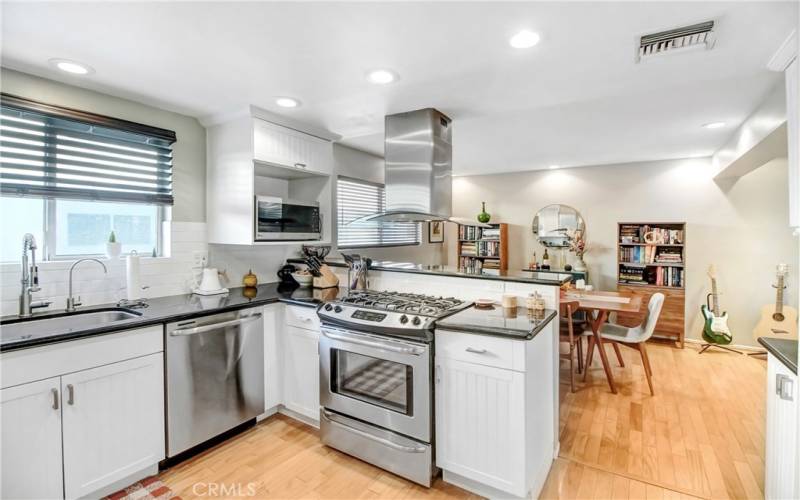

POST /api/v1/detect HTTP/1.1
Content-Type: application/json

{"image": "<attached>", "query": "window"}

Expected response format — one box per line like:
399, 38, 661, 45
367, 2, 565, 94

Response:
337, 177, 419, 248
0, 94, 174, 262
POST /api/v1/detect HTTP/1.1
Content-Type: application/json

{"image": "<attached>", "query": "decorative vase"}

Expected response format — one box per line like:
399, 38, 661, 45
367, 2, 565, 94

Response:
106, 242, 122, 259
573, 257, 587, 272
477, 202, 491, 223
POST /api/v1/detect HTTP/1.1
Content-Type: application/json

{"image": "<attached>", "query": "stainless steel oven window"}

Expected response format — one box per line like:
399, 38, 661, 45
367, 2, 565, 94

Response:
331, 349, 413, 415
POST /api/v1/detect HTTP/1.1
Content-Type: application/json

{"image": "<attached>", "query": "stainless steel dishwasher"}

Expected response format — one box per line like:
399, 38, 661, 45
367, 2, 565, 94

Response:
165, 307, 264, 457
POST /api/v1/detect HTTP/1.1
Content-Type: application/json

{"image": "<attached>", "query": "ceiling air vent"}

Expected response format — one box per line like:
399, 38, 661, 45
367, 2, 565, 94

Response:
637, 20, 715, 62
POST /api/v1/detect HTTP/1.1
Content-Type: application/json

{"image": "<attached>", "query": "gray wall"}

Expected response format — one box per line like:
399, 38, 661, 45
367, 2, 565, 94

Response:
0, 68, 207, 222
446, 157, 798, 346
332, 144, 444, 265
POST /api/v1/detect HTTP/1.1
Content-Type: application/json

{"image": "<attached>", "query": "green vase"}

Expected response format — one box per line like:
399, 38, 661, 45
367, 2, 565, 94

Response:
477, 202, 491, 223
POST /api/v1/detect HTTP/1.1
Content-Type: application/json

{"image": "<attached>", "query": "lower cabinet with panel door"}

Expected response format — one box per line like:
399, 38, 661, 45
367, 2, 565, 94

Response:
0, 326, 165, 500
282, 305, 321, 424
434, 327, 556, 499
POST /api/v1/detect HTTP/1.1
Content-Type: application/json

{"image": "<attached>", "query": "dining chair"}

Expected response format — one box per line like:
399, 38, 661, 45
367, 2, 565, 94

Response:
582, 293, 665, 395
559, 300, 583, 393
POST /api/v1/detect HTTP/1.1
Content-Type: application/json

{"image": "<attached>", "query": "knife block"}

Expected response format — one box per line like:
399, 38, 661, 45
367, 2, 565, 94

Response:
313, 265, 340, 289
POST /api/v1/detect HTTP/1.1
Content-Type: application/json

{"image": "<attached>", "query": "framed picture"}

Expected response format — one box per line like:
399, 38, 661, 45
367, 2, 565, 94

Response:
428, 221, 444, 243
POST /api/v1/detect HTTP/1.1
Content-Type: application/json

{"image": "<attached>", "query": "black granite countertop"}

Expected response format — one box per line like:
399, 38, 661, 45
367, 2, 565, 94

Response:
758, 337, 798, 374
435, 305, 558, 340
287, 258, 571, 286
0, 283, 347, 352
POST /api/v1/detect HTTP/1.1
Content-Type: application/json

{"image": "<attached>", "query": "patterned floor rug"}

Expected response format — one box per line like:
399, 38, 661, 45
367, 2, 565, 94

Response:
104, 476, 180, 500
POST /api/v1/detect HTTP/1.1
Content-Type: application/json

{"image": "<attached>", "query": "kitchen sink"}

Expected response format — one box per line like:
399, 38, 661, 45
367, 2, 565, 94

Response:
1, 308, 144, 345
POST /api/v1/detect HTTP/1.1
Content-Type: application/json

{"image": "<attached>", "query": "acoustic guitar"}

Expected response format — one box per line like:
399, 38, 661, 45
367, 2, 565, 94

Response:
753, 264, 798, 340
701, 265, 733, 345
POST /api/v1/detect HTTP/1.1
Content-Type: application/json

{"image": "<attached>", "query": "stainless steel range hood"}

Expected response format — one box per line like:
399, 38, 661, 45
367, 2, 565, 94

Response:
352, 108, 488, 227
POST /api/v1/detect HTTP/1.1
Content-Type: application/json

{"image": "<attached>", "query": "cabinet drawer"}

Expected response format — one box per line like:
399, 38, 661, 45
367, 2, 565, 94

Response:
1, 326, 163, 389
285, 305, 321, 331
435, 329, 524, 371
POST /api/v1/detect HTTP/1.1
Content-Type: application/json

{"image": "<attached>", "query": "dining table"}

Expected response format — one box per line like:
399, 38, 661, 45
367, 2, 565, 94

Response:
561, 289, 643, 394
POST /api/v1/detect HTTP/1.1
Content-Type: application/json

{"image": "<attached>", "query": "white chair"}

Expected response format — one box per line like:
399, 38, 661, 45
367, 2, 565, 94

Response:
582, 293, 665, 395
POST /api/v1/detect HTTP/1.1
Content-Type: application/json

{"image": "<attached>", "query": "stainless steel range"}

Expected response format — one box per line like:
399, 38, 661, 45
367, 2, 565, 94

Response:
317, 290, 470, 486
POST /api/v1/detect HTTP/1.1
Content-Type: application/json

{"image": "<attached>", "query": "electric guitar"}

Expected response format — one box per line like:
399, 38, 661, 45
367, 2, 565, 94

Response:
701, 265, 733, 345
754, 264, 798, 340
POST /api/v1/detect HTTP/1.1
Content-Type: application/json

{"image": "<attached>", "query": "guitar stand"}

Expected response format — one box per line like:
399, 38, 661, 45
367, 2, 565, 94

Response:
698, 343, 744, 355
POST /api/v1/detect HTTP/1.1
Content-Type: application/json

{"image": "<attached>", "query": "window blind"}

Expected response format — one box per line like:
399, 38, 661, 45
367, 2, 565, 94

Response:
0, 94, 176, 205
337, 177, 419, 248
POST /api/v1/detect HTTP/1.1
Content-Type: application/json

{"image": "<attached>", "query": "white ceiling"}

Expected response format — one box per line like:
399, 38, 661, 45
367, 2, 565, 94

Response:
1, 1, 796, 175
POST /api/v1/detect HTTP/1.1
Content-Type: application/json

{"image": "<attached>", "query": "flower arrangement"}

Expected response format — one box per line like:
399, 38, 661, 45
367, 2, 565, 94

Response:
568, 229, 586, 258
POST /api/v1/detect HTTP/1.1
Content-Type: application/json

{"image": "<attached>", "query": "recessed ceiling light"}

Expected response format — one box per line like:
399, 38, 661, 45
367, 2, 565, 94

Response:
275, 97, 300, 108
509, 30, 541, 49
703, 121, 726, 129
49, 58, 93, 75
548, 164, 560, 170
367, 69, 397, 85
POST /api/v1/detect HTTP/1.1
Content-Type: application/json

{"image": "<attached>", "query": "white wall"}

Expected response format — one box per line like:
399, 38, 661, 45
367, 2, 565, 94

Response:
0, 68, 207, 222
446, 157, 798, 346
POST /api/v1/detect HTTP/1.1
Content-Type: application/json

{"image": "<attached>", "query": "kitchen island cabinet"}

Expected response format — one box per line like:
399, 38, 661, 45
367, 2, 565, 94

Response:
434, 307, 558, 499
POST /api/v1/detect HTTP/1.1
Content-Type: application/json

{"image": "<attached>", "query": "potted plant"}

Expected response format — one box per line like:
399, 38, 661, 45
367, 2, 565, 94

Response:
106, 231, 122, 259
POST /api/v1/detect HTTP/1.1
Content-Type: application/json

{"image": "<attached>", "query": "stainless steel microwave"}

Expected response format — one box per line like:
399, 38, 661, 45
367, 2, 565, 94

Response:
254, 196, 321, 241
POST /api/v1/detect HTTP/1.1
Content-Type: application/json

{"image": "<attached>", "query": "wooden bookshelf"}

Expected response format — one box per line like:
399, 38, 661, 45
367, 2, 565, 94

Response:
456, 223, 508, 272
616, 222, 686, 348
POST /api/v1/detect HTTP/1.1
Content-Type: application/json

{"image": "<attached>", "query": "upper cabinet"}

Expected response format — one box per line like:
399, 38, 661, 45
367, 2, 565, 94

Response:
207, 109, 337, 245
253, 119, 332, 176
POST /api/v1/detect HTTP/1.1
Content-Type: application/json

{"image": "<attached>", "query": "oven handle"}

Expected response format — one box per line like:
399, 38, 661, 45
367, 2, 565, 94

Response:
321, 328, 425, 355
321, 410, 427, 453
170, 313, 262, 336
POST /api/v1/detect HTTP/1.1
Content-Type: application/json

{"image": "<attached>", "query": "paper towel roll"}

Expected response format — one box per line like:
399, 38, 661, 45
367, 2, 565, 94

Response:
126, 251, 141, 300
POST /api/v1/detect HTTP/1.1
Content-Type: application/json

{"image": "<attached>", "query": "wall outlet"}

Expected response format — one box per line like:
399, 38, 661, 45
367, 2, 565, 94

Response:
192, 251, 208, 268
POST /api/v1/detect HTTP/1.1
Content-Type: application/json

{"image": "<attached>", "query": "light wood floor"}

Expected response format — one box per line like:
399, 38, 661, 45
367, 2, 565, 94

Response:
159, 341, 766, 499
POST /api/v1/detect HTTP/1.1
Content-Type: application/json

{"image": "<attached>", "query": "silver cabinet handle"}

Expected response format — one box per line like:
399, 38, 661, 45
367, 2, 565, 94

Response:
171, 314, 262, 336
66, 384, 74, 405
294, 162, 307, 169
51, 388, 59, 410
466, 347, 487, 354
322, 328, 425, 355
321, 410, 426, 453
777, 374, 795, 401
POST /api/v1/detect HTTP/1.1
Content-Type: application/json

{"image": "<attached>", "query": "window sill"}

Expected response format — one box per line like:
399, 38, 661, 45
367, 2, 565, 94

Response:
0, 255, 170, 272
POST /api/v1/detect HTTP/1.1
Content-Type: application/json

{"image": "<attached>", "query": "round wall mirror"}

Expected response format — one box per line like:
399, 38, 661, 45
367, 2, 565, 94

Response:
532, 204, 585, 248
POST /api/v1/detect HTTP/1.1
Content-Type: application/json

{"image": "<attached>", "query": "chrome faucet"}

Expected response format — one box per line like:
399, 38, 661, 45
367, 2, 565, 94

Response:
19, 233, 52, 317
66, 258, 107, 312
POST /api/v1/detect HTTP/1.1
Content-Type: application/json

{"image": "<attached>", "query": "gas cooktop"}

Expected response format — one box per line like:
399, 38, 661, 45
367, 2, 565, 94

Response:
317, 290, 472, 339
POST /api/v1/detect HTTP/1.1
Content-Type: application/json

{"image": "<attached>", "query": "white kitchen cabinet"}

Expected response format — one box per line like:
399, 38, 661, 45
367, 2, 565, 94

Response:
1, 377, 64, 500
262, 304, 283, 413
765, 354, 798, 500
435, 326, 556, 499
281, 305, 321, 424
283, 324, 320, 423
62, 353, 164, 499
436, 357, 526, 493
0, 326, 164, 499
207, 111, 334, 245
254, 118, 333, 176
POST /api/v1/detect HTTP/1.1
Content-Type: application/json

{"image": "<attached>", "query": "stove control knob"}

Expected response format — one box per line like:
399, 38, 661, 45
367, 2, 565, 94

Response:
412, 316, 421, 326
334, 305, 342, 313
324, 304, 333, 311
399, 314, 409, 324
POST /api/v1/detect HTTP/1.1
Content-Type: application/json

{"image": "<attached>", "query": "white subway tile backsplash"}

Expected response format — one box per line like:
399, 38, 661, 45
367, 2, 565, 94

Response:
1, 222, 208, 316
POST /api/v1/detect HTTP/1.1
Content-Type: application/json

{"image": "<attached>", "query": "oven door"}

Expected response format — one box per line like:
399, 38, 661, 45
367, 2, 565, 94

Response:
319, 325, 431, 442
255, 196, 321, 241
